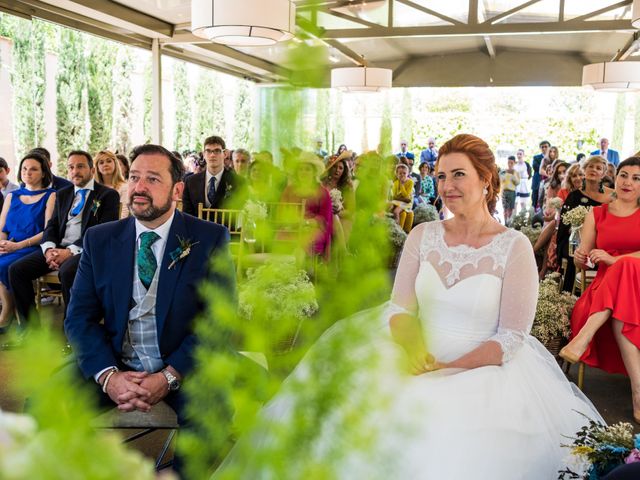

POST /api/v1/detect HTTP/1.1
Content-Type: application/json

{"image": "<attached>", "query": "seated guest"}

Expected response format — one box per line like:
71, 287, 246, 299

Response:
28, 147, 73, 191
247, 160, 285, 204
390, 163, 414, 234
232, 149, 251, 177
0, 157, 19, 197
559, 157, 640, 419
64, 144, 235, 475
280, 153, 333, 260
9, 151, 120, 326
182, 135, 246, 216
0, 152, 56, 332
95, 150, 129, 218
116, 153, 130, 180
415, 161, 437, 208
94, 150, 128, 200
557, 163, 584, 202
322, 151, 356, 245
557, 155, 613, 291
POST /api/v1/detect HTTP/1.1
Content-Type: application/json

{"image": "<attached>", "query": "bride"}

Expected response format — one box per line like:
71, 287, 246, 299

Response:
214, 134, 602, 479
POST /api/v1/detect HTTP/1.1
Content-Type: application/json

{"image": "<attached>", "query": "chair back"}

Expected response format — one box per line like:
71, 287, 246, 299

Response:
258, 201, 306, 255
197, 204, 244, 268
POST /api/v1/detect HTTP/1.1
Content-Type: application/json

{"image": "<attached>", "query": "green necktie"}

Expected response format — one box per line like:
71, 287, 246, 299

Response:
138, 231, 160, 290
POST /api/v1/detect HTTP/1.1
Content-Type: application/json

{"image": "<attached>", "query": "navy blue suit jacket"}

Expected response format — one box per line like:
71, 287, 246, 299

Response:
590, 149, 620, 167
64, 210, 235, 379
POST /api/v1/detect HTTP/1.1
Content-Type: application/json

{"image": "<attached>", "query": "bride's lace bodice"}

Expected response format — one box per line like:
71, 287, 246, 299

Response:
390, 221, 539, 362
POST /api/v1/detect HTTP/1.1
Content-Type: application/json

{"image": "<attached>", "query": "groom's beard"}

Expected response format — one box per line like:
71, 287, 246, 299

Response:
128, 192, 173, 221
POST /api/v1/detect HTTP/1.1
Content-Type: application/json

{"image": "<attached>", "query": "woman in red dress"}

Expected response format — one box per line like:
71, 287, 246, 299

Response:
560, 156, 640, 420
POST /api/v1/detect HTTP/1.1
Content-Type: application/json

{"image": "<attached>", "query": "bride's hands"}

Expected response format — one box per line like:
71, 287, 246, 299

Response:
390, 313, 444, 375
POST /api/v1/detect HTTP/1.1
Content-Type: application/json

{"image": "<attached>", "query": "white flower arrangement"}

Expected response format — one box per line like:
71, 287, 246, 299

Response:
243, 200, 268, 222
413, 203, 439, 226
329, 188, 344, 214
510, 207, 535, 230
562, 206, 591, 228
548, 197, 564, 210
520, 225, 543, 249
531, 273, 575, 345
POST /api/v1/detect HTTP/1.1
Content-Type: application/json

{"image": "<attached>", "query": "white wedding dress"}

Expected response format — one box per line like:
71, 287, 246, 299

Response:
215, 221, 603, 480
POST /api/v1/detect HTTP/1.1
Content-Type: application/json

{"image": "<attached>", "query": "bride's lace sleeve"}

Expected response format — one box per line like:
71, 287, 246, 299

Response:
387, 223, 427, 317
489, 234, 539, 362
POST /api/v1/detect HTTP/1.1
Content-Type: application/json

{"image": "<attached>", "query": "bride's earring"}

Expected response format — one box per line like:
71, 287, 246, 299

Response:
483, 186, 488, 196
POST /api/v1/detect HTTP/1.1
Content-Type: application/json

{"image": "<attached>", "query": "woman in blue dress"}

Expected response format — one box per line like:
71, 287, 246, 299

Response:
0, 152, 55, 331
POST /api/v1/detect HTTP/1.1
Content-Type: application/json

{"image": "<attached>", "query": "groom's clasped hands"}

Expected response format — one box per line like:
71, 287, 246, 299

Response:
100, 370, 169, 412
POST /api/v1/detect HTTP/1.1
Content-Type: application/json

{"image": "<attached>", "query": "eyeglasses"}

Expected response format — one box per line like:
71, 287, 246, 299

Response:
204, 148, 223, 155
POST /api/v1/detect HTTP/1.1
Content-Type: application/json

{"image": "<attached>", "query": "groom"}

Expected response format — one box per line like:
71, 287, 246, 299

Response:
64, 144, 234, 430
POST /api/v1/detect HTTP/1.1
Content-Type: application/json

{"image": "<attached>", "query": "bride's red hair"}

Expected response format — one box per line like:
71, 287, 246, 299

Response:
436, 134, 501, 214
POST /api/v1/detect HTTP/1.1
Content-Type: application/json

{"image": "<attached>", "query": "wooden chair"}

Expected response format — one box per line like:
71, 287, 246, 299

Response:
197, 204, 244, 273
93, 400, 178, 471
572, 267, 597, 297
241, 201, 307, 273
35, 271, 64, 310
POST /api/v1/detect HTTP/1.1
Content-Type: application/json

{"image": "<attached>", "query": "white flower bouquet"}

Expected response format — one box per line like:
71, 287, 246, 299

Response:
531, 273, 575, 347
413, 203, 439, 226
243, 200, 268, 222
562, 206, 591, 228
329, 188, 344, 214
548, 197, 564, 210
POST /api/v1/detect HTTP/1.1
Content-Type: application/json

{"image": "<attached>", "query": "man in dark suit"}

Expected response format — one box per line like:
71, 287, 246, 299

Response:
182, 135, 246, 216
64, 145, 235, 469
28, 147, 73, 191
9, 150, 120, 325
531, 140, 550, 210
590, 137, 620, 167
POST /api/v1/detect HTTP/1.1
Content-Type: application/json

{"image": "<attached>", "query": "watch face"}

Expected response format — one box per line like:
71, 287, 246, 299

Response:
169, 379, 180, 391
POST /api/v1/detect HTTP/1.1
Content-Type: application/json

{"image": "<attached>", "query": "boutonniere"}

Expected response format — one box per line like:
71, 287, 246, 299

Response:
224, 183, 234, 199
168, 235, 199, 270
90, 199, 101, 216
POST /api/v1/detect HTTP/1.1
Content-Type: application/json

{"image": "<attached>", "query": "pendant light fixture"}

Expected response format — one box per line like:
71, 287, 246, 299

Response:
191, 0, 296, 47
331, 66, 392, 92
582, 62, 640, 92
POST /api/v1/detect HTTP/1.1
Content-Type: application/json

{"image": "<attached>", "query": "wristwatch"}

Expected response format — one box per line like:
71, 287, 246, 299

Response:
161, 368, 180, 391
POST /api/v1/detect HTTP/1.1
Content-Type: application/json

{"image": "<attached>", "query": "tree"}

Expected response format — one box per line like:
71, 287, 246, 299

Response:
378, 94, 393, 156
142, 61, 152, 144
3, 15, 48, 159
193, 70, 216, 151
173, 60, 192, 153
211, 72, 225, 139
87, 38, 116, 153
399, 88, 414, 148
315, 89, 330, 152
611, 93, 626, 151
233, 79, 254, 150
56, 28, 89, 162
111, 45, 134, 155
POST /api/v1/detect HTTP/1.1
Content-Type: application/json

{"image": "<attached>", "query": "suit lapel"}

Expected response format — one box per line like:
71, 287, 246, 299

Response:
213, 170, 229, 207
112, 217, 136, 334
60, 188, 75, 237
156, 212, 187, 338
81, 188, 97, 233
196, 173, 206, 208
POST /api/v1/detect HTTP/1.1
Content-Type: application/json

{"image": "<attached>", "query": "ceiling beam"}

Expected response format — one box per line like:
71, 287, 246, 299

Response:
387, 50, 601, 87
484, 35, 496, 58
395, 0, 464, 25
58, 0, 174, 37
559, 0, 565, 22
324, 19, 634, 39
482, 0, 542, 25
611, 31, 640, 61
296, 15, 366, 66
0, 0, 152, 47
570, 0, 632, 22
468, 0, 478, 25
327, 9, 382, 29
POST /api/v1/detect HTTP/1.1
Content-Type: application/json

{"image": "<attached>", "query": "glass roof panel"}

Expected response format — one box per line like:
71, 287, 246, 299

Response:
481, 0, 560, 24
563, 0, 631, 20
392, 2, 450, 27
407, 0, 469, 23
329, 0, 390, 27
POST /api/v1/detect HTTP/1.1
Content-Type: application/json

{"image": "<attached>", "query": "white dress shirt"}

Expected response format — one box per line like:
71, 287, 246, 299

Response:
41, 179, 95, 256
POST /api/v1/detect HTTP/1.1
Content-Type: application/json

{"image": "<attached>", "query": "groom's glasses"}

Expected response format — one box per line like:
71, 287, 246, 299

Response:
204, 148, 223, 155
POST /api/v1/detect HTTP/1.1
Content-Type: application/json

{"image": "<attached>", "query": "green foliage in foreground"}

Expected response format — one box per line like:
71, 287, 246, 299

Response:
0, 325, 155, 479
